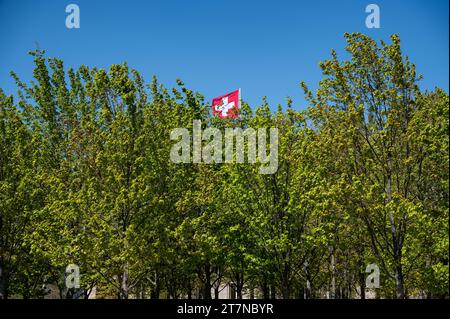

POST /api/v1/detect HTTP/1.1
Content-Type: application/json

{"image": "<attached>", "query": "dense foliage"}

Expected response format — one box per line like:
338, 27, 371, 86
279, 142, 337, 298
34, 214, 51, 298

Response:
0, 33, 448, 299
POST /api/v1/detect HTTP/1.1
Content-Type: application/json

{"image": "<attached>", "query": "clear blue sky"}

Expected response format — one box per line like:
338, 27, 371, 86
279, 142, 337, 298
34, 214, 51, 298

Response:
0, 0, 448, 110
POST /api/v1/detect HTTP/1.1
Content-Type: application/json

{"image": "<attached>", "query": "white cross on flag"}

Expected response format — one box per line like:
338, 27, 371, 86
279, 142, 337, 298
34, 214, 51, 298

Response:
212, 89, 240, 119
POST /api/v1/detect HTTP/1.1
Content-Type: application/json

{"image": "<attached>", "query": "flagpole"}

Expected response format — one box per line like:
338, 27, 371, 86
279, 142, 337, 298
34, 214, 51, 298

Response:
238, 87, 241, 107
238, 88, 242, 127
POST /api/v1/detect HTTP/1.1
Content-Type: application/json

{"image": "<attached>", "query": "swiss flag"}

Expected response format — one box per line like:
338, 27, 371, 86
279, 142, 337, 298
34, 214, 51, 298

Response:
212, 89, 240, 119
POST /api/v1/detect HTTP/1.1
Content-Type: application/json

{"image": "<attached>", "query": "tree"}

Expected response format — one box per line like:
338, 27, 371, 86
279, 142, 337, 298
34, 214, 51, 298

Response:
0, 34, 447, 299
302, 33, 448, 298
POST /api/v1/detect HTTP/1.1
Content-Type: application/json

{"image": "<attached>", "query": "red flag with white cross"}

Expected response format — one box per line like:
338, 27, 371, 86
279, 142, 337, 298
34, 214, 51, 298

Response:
212, 89, 240, 119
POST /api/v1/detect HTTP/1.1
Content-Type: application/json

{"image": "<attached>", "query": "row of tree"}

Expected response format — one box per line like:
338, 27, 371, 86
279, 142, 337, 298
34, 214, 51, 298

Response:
0, 33, 448, 299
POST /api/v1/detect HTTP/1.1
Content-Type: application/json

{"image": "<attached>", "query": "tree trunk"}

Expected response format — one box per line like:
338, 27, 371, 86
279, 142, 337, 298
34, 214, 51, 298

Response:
395, 264, 405, 299
121, 266, 129, 299
387, 162, 405, 299
270, 285, 276, 299
281, 262, 291, 299
261, 277, 269, 299
0, 256, 7, 299
235, 272, 244, 299
330, 246, 336, 299
214, 286, 219, 299
187, 281, 192, 299
150, 271, 160, 299
359, 269, 366, 299
304, 261, 312, 299
203, 264, 212, 299
236, 284, 243, 299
